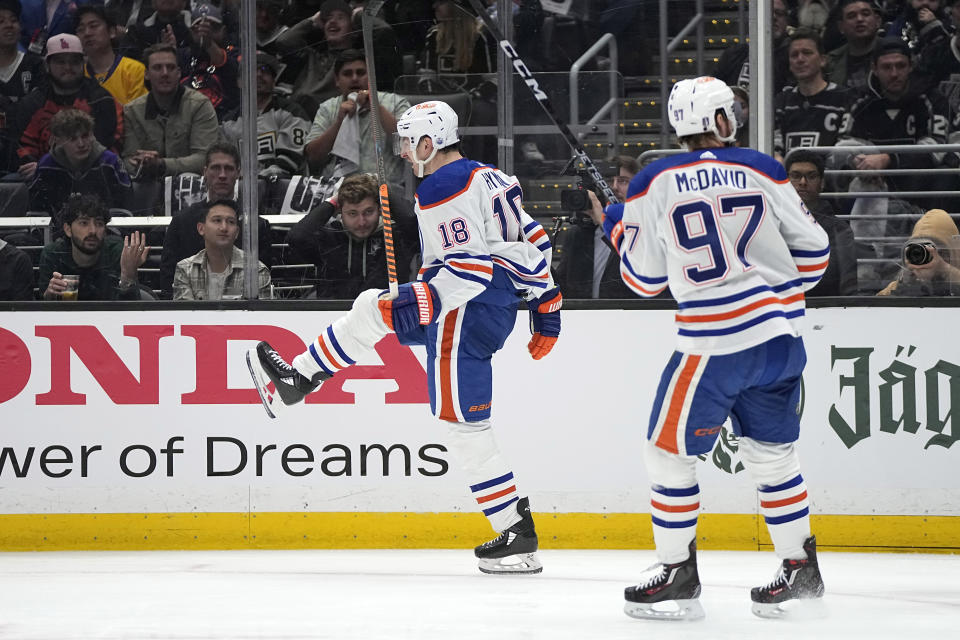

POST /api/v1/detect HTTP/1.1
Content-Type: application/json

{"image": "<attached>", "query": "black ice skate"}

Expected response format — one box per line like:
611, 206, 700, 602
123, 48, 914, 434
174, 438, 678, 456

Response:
751, 535, 825, 619
624, 539, 704, 621
247, 341, 330, 419
474, 497, 542, 575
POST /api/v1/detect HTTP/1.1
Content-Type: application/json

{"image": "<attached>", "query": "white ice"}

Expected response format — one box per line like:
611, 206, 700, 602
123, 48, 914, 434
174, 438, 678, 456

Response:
1, 549, 957, 639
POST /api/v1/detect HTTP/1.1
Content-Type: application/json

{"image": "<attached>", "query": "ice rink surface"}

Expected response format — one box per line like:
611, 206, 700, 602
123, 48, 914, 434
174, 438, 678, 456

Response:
1, 548, 957, 639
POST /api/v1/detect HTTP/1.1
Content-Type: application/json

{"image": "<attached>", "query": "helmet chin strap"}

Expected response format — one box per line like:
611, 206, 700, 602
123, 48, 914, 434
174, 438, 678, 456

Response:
414, 144, 439, 178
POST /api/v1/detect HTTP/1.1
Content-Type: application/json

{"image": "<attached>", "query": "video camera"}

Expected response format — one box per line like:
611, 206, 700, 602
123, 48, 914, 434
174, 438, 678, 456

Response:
559, 159, 617, 226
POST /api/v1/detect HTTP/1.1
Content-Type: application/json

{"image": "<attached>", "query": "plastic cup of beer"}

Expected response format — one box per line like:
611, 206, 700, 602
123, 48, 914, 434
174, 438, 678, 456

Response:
61, 274, 79, 301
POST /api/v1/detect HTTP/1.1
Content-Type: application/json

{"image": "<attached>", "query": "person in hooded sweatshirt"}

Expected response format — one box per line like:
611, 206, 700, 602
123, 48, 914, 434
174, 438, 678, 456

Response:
877, 208, 960, 297
29, 107, 131, 215
285, 172, 418, 299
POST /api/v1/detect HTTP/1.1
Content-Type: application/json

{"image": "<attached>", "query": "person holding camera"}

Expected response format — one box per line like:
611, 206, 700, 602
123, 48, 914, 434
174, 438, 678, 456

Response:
877, 208, 960, 296
552, 155, 637, 299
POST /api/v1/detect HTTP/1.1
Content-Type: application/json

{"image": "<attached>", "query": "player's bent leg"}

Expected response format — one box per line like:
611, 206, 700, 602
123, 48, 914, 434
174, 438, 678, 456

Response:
292, 289, 391, 378
624, 441, 703, 621
738, 437, 824, 618
444, 419, 542, 575
248, 289, 395, 418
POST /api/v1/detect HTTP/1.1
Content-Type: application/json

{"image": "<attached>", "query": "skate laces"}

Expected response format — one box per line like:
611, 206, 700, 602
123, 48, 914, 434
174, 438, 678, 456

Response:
479, 532, 506, 550
759, 566, 788, 591
267, 349, 293, 373
636, 563, 668, 589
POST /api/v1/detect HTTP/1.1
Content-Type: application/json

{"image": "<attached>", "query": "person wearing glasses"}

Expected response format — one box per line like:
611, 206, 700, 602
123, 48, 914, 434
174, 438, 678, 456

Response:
785, 149, 858, 296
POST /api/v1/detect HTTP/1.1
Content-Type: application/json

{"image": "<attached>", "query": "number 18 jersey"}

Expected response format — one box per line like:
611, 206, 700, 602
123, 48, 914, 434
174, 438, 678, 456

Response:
415, 158, 554, 314
610, 146, 830, 355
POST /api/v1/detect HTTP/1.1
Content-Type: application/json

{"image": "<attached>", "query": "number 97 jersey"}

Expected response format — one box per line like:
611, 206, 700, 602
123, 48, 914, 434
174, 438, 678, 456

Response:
613, 146, 830, 355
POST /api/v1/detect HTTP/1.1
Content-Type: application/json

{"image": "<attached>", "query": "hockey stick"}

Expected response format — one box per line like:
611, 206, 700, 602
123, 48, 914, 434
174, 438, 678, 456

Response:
465, 0, 619, 205
362, 0, 400, 299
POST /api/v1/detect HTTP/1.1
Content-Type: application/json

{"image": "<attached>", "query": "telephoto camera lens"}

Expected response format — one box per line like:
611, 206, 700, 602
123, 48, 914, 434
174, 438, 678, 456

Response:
903, 242, 934, 266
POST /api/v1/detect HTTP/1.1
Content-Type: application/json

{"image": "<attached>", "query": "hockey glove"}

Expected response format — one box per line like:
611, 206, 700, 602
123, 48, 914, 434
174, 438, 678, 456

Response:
527, 287, 562, 360
378, 282, 440, 334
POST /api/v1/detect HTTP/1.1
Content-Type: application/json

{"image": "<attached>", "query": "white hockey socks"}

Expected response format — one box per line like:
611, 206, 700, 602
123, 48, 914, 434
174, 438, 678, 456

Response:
739, 438, 811, 561
293, 289, 389, 378
644, 440, 700, 564
445, 419, 523, 533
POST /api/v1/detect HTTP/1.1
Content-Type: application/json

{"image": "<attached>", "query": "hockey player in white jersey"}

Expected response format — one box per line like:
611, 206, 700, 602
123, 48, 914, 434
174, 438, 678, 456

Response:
604, 77, 830, 619
247, 100, 561, 575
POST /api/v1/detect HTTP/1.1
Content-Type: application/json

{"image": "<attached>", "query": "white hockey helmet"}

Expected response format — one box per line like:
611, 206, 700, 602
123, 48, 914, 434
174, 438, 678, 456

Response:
667, 76, 739, 144
394, 100, 460, 177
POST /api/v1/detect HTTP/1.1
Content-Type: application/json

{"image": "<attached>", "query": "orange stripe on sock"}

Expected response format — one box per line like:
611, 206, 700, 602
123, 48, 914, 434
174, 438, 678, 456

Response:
655, 355, 702, 454
650, 500, 700, 513
317, 337, 344, 370
476, 485, 517, 504
760, 491, 808, 509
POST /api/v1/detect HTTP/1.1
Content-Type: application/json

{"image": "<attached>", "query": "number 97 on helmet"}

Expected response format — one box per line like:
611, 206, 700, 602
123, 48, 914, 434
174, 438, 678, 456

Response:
667, 76, 742, 144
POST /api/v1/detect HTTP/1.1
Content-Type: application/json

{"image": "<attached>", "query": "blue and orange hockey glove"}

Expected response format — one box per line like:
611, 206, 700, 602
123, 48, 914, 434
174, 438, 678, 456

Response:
527, 287, 562, 360
378, 282, 440, 334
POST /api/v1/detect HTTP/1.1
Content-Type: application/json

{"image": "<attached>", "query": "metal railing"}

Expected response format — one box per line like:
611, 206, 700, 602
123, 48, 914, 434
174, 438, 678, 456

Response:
569, 33, 619, 135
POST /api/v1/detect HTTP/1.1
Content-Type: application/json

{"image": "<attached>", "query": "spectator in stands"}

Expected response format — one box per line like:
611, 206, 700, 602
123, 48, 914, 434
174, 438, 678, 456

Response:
877, 207, 960, 295
123, 43, 220, 180
29, 108, 131, 215
558, 156, 638, 299
18, 0, 88, 52
122, 0, 192, 61
418, 0, 501, 163
173, 198, 273, 300
37, 193, 147, 300
0, 0, 45, 173
913, 0, 960, 90
177, 3, 240, 120
885, 0, 949, 59
303, 49, 409, 184
0, 235, 33, 299
9, 33, 123, 180
421, 0, 495, 78
731, 86, 750, 147
713, 0, 793, 92
221, 51, 310, 178
276, 0, 400, 113
76, 4, 147, 106
159, 143, 273, 299
826, 0, 884, 90
256, 0, 300, 95
0, 0, 45, 109
846, 38, 954, 198
775, 29, 857, 159
786, 150, 859, 296
285, 172, 418, 300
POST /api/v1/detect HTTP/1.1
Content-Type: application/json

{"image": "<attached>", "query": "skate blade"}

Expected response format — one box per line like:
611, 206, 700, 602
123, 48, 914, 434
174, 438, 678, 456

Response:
751, 596, 827, 620
478, 552, 543, 575
246, 348, 280, 420
624, 598, 705, 622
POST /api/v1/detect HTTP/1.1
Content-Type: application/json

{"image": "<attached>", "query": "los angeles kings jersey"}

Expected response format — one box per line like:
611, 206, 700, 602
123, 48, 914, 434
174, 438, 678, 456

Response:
415, 158, 554, 314
607, 146, 830, 355
773, 83, 856, 155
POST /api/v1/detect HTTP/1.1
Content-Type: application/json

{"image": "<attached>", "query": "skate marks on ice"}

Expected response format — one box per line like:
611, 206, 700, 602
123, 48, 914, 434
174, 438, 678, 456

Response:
0, 549, 956, 639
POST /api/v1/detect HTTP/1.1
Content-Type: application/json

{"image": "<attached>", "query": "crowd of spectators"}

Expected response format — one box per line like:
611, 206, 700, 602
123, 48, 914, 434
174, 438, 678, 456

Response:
0, 0, 958, 301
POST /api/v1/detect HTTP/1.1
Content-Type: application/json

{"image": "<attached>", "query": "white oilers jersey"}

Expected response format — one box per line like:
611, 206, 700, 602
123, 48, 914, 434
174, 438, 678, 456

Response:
611, 146, 829, 355
415, 158, 554, 314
